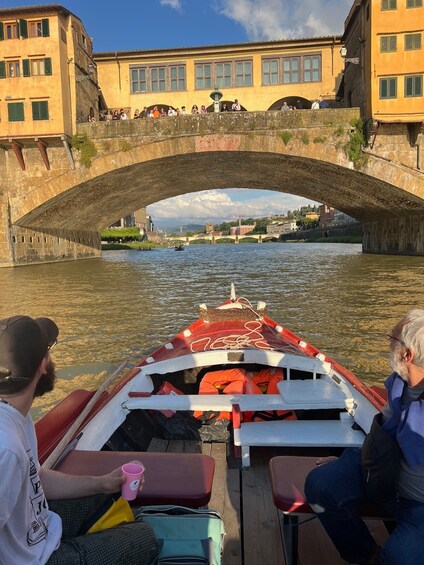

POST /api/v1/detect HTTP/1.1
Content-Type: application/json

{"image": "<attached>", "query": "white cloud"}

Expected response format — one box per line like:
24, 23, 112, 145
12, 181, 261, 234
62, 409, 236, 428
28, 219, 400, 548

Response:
160, 0, 182, 12
148, 189, 318, 225
215, 0, 351, 40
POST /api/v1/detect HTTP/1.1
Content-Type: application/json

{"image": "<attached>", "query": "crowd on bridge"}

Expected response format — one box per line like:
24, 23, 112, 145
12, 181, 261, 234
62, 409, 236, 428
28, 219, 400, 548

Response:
96, 98, 245, 121
94, 96, 332, 122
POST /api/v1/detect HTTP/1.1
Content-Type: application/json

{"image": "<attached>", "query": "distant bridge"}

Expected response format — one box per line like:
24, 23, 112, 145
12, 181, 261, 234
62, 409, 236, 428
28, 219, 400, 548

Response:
169, 234, 274, 244
1, 109, 424, 266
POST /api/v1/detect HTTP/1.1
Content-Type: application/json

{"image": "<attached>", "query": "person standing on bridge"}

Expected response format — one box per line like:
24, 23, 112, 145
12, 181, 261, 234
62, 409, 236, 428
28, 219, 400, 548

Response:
0, 315, 158, 565
232, 99, 241, 111
305, 310, 424, 565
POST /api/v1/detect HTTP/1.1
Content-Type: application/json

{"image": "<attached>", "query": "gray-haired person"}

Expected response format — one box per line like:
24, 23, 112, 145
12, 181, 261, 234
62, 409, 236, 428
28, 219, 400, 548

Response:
305, 310, 424, 565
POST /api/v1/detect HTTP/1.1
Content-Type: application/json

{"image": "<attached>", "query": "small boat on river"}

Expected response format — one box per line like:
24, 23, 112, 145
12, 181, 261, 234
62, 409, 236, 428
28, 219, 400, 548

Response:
175, 244, 185, 251
36, 285, 387, 564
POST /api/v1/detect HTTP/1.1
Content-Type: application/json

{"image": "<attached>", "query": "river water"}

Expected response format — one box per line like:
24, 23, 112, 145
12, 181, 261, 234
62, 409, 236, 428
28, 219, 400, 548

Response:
0, 243, 423, 418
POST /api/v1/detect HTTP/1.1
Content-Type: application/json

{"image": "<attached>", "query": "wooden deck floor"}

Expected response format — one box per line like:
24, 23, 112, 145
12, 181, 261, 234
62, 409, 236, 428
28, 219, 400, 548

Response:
148, 439, 389, 565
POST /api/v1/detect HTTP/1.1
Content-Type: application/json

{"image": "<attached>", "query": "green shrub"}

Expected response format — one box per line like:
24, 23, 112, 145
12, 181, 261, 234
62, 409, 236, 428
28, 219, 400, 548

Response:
71, 134, 97, 168
279, 131, 292, 145
313, 136, 327, 144
301, 132, 309, 145
334, 125, 345, 137
344, 119, 368, 169
121, 140, 132, 152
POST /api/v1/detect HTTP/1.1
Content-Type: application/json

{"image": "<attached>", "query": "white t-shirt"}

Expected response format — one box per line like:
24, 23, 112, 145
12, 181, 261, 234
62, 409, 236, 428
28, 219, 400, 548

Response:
0, 404, 62, 564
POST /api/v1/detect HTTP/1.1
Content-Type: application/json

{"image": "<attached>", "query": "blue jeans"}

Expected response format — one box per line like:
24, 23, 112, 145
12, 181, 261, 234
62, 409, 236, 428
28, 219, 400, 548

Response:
304, 448, 424, 564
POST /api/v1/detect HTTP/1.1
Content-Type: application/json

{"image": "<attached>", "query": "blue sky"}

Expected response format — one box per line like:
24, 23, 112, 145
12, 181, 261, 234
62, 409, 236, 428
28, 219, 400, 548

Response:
5, 0, 352, 227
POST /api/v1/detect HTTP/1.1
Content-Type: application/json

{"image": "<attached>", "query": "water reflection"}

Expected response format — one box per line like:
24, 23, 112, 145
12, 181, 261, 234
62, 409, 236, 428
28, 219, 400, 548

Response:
0, 243, 422, 418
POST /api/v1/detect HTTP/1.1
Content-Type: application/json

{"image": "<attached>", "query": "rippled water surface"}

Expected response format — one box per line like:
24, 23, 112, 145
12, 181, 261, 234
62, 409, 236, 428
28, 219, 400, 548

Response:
1, 243, 423, 418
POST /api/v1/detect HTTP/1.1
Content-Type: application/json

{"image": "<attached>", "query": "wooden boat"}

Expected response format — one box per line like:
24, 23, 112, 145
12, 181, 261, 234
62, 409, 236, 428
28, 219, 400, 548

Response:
35, 285, 388, 564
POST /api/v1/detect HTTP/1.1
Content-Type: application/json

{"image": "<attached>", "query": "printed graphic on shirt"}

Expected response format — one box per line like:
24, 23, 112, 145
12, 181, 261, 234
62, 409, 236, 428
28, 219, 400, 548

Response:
27, 449, 48, 547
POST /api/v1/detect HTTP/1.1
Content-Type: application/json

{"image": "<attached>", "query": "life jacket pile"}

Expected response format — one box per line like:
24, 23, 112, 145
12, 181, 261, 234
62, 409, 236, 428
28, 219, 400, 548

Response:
194, 367, 296, 423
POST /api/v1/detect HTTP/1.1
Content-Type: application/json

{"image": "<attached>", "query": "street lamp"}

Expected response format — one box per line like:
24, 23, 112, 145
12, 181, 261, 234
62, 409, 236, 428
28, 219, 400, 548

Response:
340, 47, 360, 65
209, 85, 223, 113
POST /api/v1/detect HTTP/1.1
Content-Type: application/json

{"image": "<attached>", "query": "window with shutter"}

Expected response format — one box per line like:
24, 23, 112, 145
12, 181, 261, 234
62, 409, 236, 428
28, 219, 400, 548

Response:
382, 0, 397, 9
23, 59, 30, 77
31, 59, 45, 76
19, 19, 28, 38
8, 102, 25, 122
32, 101, 49, 120
405, 34, 422, 50
0, 22, 4, 41
42, 19, 50, 37
405, 75, 423, 97
44, 57, 52, 75
29, 20, 43, 37
379, 77, 397, 98
0, 61, 6, 79
381, 36, 397, 52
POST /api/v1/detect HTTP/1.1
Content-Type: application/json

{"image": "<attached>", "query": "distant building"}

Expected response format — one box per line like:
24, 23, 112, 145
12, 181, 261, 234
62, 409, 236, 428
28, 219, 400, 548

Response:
267, 220, 297, 234
0, 4, 99, 160
319, 204, 335, 228
319, 204, 355, 228
304, 212, 319, 220
343, 0, 423, 124
230, 224, 255, 236
205, 223, 214, 234
94, 36, 344, 115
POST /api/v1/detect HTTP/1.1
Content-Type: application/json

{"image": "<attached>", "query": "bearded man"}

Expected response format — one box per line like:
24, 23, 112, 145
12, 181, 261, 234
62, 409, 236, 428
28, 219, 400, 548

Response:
304, 309, 424, 565
0, 315, 158, 564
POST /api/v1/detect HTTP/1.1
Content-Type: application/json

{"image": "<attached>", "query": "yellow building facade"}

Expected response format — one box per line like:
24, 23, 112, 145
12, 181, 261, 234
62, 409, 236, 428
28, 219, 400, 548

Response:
94, 37, 345, 116
344, 0, 424, 123
0, 4, 98, 163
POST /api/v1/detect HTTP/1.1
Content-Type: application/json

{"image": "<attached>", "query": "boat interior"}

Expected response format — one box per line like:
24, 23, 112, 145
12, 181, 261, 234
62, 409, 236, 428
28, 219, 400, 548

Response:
36, 348, 389, 564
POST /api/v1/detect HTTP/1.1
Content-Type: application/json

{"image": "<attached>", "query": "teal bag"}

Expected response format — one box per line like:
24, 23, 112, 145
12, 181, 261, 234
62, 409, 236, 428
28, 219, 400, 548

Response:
136, 505, 225, 565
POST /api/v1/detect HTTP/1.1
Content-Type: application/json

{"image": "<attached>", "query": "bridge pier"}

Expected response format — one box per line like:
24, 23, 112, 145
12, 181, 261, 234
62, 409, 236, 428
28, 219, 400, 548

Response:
0, 219, 101, 267
363, 215, 424, 256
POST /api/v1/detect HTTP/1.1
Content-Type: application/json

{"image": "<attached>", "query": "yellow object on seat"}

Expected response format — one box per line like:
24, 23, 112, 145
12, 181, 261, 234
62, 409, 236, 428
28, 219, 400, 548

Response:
87, 496, 135, 534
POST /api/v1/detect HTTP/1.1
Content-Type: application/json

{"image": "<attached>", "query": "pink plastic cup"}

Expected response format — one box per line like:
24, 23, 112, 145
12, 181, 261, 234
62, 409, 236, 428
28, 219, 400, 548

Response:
121, 462, 145, 501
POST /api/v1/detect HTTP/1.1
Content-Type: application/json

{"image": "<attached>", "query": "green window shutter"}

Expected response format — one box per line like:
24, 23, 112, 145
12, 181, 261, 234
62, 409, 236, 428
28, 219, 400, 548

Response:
19, 19, 28, 39
44, 57, 52, 75
23, 59, 30, 77
32, 101, 49, 120
42, 19, 50, 37
0, 22, 4, 41
0, 61, 6, 79
8, 102, 24, 122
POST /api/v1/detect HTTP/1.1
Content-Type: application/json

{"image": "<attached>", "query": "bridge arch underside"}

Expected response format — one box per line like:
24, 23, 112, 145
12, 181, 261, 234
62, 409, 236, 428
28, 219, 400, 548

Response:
5, 149, 424, 266
15, 151, 424, 231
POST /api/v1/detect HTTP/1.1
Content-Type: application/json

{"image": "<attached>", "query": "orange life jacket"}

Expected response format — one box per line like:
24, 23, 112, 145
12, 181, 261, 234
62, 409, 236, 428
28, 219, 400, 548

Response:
244, 368, 297, 422
194, 368, 251, 420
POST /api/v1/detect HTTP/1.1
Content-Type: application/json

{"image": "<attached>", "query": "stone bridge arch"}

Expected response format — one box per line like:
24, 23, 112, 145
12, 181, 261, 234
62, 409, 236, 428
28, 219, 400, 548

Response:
2, 110, 424, 266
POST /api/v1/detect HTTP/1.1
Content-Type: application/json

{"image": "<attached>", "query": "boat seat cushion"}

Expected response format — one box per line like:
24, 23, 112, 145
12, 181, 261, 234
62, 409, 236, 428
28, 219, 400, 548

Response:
55, 450, 215, 508
269, 455, 392, 518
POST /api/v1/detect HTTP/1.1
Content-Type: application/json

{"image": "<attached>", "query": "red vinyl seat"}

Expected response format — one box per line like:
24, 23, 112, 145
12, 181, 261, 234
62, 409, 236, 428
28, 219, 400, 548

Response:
55, 449, 215, 508
269, 455, 393, 565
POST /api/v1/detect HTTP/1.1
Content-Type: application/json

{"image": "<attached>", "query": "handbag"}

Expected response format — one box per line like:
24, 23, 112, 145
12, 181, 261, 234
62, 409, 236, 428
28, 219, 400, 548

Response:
361, 412, 401, 505
83, 494, 135, 534
136, 505, 225, 564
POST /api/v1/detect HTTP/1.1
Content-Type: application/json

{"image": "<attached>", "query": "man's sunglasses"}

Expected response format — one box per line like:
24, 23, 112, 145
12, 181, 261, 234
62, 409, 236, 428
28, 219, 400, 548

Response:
48, 339, 58, 351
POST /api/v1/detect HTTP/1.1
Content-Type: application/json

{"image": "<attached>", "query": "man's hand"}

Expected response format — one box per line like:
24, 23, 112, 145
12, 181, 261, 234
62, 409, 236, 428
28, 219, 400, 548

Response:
98, 460, 145, 494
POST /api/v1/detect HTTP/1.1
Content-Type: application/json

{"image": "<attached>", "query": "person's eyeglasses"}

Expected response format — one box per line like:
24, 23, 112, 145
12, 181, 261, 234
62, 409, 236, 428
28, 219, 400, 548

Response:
47, 339, 58, 351
385, 334, 405, 346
